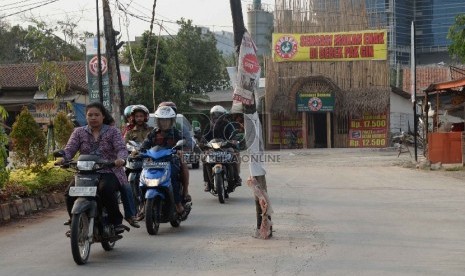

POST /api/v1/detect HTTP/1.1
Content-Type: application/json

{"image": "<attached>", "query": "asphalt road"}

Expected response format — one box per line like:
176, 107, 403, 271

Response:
1, 149, 465, 276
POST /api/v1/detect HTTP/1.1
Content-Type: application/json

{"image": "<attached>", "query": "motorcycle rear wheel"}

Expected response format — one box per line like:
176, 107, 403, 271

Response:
145, 197, 161, 235
214, 173, 225, 204
70, 213, 91, 265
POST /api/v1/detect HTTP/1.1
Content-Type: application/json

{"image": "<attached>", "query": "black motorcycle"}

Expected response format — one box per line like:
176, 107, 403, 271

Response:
54, 151, 130, 265
126, 140, 144, 214
203, 138, 238, 204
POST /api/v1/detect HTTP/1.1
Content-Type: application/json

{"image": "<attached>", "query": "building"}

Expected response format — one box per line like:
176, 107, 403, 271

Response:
0, 61, 88, 128
247, 1, 274, 57
364, 0, 465, 66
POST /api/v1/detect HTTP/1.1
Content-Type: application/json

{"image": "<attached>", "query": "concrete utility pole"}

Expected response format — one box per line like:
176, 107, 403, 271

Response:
102, 0, 125, 127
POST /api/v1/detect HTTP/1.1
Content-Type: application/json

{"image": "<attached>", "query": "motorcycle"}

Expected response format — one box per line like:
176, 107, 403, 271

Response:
126, 140, 143, 214
203, 138, 239, 204
138, 140, 192, 235
183, 131, 202, 169
54, 151, 130, 265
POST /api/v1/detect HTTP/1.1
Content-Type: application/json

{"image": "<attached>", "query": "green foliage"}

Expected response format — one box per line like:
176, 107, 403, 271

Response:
0, 105, 9, 188
2, 161, 73, 201
121, 19, 229, 113
447, 14, 465, 63
0, 18, 85, 63
36, 61, 68, 100
53, 112, 74, 149
10, 107, 47, 168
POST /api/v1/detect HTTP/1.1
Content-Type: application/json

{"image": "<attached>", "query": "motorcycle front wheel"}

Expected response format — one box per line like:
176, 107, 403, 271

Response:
214, 173, 225, 204
70, 213, 91, 265
145, 197, 161, 235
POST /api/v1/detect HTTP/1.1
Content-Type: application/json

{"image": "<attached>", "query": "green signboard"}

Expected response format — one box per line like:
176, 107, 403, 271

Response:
296, 92, 334, 112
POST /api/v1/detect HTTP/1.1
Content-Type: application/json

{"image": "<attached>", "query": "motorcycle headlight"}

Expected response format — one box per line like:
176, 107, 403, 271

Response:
146, 178, 160, 187
77, 161, 97, 171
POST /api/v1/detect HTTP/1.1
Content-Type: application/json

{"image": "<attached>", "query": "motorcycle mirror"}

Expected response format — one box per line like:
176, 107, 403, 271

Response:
53, 149, 65, 158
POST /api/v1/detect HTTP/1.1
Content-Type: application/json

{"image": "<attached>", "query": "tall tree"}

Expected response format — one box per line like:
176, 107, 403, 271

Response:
448, 14, 465, 63
165, 19, 229, 97
122, 20, 230, 113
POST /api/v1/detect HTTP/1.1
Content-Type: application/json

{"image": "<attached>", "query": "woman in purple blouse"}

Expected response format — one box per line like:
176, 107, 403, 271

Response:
61, 102, 128, 229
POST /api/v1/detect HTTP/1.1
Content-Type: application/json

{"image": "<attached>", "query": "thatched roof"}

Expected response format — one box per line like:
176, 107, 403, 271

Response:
269, 75, 390, 117
337, 87, 390, 117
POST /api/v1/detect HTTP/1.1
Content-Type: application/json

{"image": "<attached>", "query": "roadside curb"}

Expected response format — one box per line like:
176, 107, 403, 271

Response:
0, 193, 65, 223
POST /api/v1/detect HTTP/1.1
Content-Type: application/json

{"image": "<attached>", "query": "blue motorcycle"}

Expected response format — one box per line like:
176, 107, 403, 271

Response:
139, 140, 191, 235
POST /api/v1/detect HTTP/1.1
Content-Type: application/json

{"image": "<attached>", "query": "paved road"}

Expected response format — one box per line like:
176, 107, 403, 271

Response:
1, 149, 465, 275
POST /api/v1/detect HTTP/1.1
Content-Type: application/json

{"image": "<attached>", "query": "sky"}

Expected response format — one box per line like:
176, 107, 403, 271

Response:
2, 0, 275, 40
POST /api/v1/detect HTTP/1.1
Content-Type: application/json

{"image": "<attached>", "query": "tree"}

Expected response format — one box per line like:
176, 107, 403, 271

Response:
0, 18, 86, 63
121, 19, 230, 112
0, 105, 9, 188
10, 107, 47, 168
53, 112, 74, 149
448, 14, 465, 63
165, 19, 230, 96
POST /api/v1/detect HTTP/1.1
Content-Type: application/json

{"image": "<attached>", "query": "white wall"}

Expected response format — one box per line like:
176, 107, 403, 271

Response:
390, 93, 414, 133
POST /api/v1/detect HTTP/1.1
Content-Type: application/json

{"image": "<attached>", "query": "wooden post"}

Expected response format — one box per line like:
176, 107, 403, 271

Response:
302, 112, 308, 149
326, 111, 331, 148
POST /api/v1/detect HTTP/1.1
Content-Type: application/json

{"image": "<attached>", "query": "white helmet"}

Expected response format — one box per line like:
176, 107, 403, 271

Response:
154, 106, 176, 119
210, 105, 227, 114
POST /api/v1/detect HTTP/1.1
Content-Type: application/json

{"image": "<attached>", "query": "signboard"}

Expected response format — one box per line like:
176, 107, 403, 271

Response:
273, 29, 387, 62
297, 92, 334, 112
85, 37, 111, 111
269, 114, 303, 148
348, 113, 388, 148
28, 102, 67, 124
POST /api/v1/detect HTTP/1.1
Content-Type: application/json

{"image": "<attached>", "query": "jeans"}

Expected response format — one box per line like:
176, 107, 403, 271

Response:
120, 183, 137, 219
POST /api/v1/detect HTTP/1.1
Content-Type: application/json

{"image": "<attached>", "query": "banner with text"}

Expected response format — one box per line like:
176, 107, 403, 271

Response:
86, 37, 111, 111
297, 92, 334, 112
348, 113, 388, 148
273, 29, 387, 62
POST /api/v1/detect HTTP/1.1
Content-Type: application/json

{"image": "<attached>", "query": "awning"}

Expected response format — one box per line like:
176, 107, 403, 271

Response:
425, 77, 465, 93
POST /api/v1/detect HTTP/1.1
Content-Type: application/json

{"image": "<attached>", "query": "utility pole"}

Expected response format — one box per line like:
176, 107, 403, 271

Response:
102, 0, 124, 127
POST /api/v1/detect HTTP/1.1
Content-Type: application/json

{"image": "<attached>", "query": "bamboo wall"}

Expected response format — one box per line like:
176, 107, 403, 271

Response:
265, 0, 391, 148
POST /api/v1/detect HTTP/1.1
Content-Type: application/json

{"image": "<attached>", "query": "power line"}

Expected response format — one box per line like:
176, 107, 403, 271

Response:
0, 0, 61, 19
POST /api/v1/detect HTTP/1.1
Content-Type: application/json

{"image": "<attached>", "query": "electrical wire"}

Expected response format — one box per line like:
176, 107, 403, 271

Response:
0, 0, 61, 19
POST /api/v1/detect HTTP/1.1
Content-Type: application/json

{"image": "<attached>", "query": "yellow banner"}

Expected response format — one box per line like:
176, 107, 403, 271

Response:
272, 30, 387, 62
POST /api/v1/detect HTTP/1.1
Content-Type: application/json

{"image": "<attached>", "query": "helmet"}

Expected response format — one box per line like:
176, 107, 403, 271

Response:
210, 105, 227, 114
124, 105, 134, 117
154, 106, 176, 129
210, 105, 227, 120
158, 101, 177, 114
131, 105, 149, 122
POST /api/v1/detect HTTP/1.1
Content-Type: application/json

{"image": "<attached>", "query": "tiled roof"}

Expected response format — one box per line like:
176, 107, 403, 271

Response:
0, 61, 87, 90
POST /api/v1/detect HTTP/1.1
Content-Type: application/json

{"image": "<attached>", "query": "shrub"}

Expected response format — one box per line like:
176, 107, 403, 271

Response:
0, 126, 9, 189
53, 111, 74, 149
10, 107, 47, 168
2, 161, 73, 201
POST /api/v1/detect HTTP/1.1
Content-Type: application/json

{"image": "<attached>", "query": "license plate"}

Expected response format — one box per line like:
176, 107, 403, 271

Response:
69, 186, 97, 197
143, 160, 170, 169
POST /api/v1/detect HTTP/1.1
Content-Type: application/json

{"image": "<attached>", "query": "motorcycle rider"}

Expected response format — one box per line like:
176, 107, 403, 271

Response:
202, 105, 242, 192
124, 105, 153, 143
139, 106, 188, 219
58, 102, 133, 233
122, 105, 135, 138
157, 101, 191, 203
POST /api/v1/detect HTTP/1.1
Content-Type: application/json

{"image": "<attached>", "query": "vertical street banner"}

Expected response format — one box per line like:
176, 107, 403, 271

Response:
232, 31, 266, 177
85, 37, 111, 111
